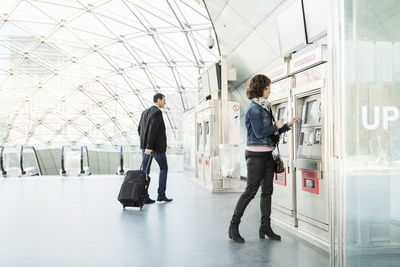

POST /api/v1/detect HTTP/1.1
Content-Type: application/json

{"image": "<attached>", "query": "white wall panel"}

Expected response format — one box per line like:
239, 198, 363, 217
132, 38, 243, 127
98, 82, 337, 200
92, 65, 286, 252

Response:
167, 155, 184, 172
258, 57, 285, 75
36, 150, 54, 175
229, 0, 282, 27
98, 152, 109, 174
231, 87, 248, 108
256, 14, 281, 56
43, 159, 57, 175
277, 0, 307, 55
36, 151, 46, 175
214, 4, 253, 54
234, 31, 278, 76
394, 43, 400, 81
50, 149, 61, 175
302, 0, 329, 41
382, 12, 400, 41
88, 151, 99, 174
35, 149, 61, 175
374, 0, 400, 22
231, 81, 250, 178
123, 151, 142, 170
228, 50, 253, 87
108, 152, 120, 174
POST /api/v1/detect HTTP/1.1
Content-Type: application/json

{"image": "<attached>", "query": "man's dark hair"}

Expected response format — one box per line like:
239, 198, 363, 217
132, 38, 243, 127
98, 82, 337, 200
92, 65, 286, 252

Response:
246, 74, 271, 99
153, 93, 165, 103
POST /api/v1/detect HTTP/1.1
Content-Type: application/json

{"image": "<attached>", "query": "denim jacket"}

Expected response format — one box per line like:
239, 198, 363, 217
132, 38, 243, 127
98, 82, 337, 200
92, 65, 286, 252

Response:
245, 100, 290, 147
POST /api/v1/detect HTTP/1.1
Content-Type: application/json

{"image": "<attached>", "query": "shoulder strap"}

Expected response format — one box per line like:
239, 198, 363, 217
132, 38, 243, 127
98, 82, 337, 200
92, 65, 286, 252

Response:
263, 108, 276, 122
267, 108, 280, 153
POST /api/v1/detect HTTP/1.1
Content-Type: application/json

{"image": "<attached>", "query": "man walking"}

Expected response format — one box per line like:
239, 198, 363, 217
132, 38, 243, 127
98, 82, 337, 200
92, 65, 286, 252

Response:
138, 93, 173, 203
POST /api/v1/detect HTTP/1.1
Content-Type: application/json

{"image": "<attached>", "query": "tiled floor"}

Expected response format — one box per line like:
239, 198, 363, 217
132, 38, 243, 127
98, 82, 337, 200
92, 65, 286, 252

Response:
0, 172, 329, 266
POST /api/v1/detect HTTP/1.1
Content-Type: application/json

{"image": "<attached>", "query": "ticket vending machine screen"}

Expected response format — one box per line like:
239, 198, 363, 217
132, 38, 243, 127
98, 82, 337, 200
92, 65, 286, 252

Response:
277, 106, 288, 144
277, 106, 286, 121
305, 100, 318, 124
197, 123, 202, 151
204, 121, 210, 150
297, 95, 322, 159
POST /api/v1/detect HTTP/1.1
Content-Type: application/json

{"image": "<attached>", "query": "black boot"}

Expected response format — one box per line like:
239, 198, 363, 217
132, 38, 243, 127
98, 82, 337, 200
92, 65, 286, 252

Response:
259, 222, 281, 241
228, 219, 245, 243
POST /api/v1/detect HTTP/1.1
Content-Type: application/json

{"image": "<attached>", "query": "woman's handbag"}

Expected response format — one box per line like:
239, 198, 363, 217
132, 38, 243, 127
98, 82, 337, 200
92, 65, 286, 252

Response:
273, 147, 285, 174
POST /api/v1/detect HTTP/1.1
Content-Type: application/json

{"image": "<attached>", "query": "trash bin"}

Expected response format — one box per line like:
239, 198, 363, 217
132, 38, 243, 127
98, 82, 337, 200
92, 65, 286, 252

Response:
219, 144, 240, 189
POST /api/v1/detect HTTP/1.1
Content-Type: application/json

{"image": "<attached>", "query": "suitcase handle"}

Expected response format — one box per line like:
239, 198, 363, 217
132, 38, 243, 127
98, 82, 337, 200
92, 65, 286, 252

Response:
141, 153, 153, 173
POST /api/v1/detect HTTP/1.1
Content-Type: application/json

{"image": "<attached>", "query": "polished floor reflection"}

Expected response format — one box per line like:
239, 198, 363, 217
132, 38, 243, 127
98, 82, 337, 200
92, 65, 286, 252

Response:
0, 173, 329, 266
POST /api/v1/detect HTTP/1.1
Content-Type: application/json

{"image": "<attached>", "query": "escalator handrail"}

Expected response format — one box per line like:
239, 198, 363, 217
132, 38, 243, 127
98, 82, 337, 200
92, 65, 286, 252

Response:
84, 146, 90, 169
119, 146, 124, 174
0, 146, 7, 176
20, 146, 26, 175
31, 146, 42, 176
80, 146, 84, 174
60, 146, 66, 175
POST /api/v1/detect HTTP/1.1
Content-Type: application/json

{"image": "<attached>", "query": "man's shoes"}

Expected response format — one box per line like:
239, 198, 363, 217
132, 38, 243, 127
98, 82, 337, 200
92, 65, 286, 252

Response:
144, 198, 155, 204
157, 196, 173, 202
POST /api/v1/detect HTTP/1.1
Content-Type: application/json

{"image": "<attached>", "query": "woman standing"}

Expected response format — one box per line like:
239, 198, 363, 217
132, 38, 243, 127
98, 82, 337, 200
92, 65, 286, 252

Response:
228, 74, 299, 243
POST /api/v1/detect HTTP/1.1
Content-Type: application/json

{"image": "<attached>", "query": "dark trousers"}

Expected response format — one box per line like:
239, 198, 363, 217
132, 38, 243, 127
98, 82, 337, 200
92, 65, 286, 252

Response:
232, 150, 275, 225
142, 150, 169, 198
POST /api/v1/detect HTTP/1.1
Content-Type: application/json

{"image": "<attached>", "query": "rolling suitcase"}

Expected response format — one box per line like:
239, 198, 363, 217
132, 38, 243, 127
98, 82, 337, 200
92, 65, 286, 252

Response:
118, 155, 152, 210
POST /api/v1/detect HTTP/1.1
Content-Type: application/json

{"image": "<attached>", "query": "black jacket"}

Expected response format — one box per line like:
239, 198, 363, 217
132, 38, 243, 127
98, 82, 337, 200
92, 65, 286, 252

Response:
138, 106, 167, 153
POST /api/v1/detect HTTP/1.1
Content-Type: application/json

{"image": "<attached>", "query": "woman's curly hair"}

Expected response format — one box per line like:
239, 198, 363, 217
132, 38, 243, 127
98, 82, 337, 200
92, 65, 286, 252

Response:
246, 74, 271, 99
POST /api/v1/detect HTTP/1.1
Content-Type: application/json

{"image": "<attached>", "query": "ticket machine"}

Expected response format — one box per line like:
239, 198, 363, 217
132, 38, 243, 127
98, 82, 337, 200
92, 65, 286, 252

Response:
295, 89, 328, 243
203, 119, 217, 188
195, 99, 240, 190
268, 65, 298, 227
196, 100, 221, 189
195, 116, 205, 183
291, 46, 329, 247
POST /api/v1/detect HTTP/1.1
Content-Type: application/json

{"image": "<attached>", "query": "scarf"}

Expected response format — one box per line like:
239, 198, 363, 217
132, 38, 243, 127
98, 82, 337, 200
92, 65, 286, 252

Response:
252, 97, 271, 110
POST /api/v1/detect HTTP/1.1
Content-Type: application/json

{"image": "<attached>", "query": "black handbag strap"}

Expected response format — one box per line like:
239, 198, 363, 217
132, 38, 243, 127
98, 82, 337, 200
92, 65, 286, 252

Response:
267, 108, 281, 154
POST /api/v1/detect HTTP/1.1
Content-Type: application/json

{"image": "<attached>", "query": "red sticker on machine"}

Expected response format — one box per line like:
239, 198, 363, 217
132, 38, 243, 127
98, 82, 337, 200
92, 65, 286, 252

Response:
301, 170, 319, 194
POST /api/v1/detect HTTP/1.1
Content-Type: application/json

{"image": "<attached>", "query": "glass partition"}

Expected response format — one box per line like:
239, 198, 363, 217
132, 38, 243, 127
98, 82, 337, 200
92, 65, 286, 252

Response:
64, 147, 81, 176
331, 0, 400, 266
22, 146, 40, 176
3, 147, 20, 177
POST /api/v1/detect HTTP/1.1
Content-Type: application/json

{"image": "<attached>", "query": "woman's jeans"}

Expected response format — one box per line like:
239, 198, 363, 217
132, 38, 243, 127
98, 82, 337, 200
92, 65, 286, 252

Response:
232, 150, 275, 225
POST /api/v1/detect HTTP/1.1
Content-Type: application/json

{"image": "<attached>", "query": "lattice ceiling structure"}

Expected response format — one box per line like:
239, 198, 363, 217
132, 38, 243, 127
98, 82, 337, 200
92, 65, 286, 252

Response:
0, 0, 218, 150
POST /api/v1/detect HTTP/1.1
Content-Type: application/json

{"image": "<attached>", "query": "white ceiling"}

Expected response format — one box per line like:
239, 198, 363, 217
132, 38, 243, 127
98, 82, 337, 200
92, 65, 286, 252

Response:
1, 0, 398, 149
0, 0, 219, 149
206, 0, 400, 90
206, 0, 286, 89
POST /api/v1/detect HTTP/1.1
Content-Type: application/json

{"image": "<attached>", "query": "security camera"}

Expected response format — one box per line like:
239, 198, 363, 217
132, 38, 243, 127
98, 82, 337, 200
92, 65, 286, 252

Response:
207, 35, 215, 49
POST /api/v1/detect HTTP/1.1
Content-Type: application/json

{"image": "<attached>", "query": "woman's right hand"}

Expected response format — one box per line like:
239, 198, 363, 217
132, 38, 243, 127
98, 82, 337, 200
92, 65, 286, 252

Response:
276, 118, 284, 129
288, 117, 300, 127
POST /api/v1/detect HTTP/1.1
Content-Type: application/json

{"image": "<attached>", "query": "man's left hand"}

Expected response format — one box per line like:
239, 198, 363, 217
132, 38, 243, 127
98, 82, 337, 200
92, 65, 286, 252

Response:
145, 149, 153, 155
